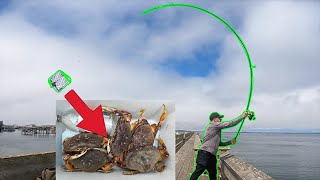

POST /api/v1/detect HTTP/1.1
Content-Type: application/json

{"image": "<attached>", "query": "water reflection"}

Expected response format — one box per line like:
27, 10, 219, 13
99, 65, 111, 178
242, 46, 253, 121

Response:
0, 130, 56, 156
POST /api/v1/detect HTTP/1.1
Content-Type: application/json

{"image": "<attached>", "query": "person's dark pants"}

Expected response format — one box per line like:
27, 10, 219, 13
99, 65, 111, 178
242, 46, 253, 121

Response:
189, 150, 218, 180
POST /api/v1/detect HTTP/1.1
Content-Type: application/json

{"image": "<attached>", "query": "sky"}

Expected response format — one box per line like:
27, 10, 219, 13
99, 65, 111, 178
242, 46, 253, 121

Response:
0, 0, 319, 131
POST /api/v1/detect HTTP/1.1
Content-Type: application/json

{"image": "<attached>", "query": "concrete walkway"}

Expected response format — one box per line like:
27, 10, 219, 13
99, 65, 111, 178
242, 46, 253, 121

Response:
0, 152, 55, 180
176, 134, 208, 180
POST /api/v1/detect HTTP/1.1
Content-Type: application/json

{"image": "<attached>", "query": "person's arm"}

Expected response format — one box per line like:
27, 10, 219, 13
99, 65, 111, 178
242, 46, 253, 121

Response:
214, 111, 248, 129
219, 140, 231, 146
219, 138, 236, 146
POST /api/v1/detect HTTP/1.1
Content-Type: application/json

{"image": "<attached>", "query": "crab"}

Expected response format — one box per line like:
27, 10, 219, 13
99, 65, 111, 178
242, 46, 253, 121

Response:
63, 132, 108, 153
62, 132, 113, 172
63, 148, 113, 172
120, 104, 170, 175
102, 106, 133, 163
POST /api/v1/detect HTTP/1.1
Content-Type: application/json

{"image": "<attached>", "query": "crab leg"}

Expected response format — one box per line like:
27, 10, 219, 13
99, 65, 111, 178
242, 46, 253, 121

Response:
64, 160, 75, 172
157, 138, 169, 161
125, 113, 132, 122
130, 120, 139, 130
138, 109, 145, 122
63, 154, 75, 171
151, 124, 157, 136
131, 109, 145, 130
102, 106, 132, 122
123, 170, 140, 175
116, 152, 128, 169
100, 162, 113, 173
103, 137, 112, 153
159, 104, 167, 125
102, 106, 117, 117
102, 137, 109, 148
119, 152, 124, 162
151, 104, 167, 137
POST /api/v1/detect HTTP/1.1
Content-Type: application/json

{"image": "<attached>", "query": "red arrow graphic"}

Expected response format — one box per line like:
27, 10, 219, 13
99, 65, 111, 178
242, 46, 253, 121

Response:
64, 89, 107, 137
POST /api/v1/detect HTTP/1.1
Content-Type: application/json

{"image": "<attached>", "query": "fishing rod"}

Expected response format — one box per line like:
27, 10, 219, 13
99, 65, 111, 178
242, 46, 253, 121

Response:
142, 3, 256, 140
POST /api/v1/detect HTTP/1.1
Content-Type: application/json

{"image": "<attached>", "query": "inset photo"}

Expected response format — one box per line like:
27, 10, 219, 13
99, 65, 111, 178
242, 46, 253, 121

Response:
56, 100, 175, 180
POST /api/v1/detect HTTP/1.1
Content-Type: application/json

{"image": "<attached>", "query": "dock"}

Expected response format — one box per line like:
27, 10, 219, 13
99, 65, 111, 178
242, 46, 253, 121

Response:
21, 126, 56, 135
176, 132, 274, 180
0, 121, 16, 132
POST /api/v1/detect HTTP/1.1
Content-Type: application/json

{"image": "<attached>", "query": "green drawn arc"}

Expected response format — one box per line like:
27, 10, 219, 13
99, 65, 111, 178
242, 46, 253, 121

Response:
142, 3, 255, 139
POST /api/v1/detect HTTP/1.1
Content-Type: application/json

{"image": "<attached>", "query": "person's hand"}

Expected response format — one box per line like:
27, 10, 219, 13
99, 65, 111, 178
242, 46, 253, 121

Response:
231, 138, 237, 144
243, 110, 249, 118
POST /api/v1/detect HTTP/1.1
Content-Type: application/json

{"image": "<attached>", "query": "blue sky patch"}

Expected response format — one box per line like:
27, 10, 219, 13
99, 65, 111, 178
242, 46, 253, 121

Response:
22, 6, 79, 37
0, 0, 11, 14
158, 42, 221, 77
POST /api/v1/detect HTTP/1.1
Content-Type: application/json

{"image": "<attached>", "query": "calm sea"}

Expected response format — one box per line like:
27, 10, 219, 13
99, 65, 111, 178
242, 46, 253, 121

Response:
1, 131, 320, 179
0, 130, 55, 156
221, 132, 320, 180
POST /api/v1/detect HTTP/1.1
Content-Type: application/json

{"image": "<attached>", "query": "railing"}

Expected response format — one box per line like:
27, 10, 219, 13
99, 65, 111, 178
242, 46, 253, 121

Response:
219, 151, 274, 180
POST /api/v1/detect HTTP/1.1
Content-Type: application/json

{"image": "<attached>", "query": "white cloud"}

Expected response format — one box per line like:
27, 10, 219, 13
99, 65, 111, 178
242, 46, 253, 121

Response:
0, 1, 319, 131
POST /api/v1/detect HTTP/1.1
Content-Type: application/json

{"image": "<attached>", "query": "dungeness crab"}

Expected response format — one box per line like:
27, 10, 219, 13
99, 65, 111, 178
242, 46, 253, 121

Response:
101, 106, 133, 164
62, 132, 113, 172
120, 104, 170, 175
63, 132, 108, 152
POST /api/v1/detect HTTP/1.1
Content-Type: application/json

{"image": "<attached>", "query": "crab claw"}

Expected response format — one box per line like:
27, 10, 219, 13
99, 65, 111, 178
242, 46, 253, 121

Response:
154, 162, 165, 172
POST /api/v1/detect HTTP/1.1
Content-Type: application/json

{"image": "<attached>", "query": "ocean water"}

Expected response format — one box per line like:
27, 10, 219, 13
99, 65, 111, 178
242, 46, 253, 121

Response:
1, 131, 320, 179
221, 132, 320, 180
0, 130, 55, 156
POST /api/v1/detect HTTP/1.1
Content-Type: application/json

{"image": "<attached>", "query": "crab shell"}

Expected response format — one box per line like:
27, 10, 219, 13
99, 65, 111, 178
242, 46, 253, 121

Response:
124, 145, 161, 173
67, 148, 113, 172
130, 119, 154, 150
111, 116, 132, 156
63, 132, 105, 152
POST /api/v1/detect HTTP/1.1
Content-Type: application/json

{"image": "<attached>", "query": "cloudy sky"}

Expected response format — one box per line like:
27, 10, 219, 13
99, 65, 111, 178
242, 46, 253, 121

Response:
0, 0, 319, 131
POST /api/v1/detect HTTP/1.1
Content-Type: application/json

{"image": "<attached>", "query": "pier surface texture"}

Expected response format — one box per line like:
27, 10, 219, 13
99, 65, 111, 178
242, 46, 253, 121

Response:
0, 152, 55, 180
176, 133, 274, 180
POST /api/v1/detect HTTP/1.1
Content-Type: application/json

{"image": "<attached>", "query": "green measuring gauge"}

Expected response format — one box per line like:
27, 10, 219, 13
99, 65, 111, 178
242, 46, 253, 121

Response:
48, 70, 72, 93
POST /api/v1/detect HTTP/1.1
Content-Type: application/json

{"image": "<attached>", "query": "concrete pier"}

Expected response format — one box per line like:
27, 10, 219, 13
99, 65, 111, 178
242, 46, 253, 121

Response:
176, 133, 208, 180
176, 133, 274, 180
0, 152, 55, 180
176, 132, 193, 152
